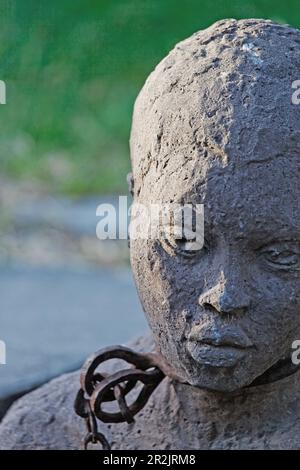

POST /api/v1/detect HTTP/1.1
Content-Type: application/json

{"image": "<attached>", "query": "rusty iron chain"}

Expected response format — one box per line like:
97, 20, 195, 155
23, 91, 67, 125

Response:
74, 387, 111, 450
74, 345, 179, 450
75, 343, 300, 449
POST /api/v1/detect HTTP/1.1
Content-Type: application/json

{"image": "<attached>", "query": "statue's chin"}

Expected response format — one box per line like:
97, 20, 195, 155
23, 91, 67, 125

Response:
184, 375, 247, 393
181, 354, 299, 392
178, 360, 260, 393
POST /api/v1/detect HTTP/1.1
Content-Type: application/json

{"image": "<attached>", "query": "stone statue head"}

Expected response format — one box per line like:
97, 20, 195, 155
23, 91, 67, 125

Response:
129, 19, 300, 392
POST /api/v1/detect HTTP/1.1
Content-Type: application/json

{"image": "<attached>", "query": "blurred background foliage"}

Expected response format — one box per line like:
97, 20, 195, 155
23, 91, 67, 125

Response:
0, 0, 299, 195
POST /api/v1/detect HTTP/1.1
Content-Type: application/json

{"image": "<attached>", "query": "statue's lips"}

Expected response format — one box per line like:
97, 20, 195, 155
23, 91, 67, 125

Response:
188, 325, 253, 348
186, 341, 249, 368
186, 328, 253, 367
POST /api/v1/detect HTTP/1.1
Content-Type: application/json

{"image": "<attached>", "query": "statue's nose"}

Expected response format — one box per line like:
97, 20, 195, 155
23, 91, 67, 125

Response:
198, 283, 250, 316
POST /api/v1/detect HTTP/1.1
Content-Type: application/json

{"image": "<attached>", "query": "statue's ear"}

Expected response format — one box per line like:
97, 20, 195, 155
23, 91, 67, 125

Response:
126, 172, 134, 197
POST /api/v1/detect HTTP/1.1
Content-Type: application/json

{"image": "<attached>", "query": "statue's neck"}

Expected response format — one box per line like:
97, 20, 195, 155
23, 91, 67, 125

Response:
166, 367, 300, 447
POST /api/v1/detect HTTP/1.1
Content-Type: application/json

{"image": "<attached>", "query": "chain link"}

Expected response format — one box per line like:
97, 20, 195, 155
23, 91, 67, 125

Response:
74, 345, 180, 449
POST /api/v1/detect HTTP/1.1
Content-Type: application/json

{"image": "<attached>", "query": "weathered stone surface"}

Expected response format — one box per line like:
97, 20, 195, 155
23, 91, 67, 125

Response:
130, 18, 300, 391
0, 335, 154, 450
1, 18, 300, 449
1, 333, 300, 450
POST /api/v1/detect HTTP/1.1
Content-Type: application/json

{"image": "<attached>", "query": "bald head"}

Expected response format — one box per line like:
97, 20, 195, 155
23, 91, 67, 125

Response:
130, 19, 300, 203
129, 19, 300, 392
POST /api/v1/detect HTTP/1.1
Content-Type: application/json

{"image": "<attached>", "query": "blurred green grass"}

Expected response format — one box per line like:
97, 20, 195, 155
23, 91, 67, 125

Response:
0, 0, 299, 195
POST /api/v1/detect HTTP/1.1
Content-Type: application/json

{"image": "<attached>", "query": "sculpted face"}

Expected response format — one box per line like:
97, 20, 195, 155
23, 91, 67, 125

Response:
131, 156, 300, 391
129, 19, 300, 391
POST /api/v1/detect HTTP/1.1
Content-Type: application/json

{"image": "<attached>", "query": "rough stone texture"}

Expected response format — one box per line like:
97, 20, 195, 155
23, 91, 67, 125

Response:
0, 335, 154, 450
130, 18, 300, 391
1, 333, 300, 450
2, 18, 300, 449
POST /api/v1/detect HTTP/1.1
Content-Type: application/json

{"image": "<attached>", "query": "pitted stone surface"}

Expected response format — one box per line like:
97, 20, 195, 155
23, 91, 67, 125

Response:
1, 333, 300, 449
2, 18, 300, 449
130, 18, 300, 391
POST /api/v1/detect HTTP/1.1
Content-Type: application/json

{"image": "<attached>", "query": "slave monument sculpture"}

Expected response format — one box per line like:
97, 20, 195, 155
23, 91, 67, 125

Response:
1, 18, 300, 449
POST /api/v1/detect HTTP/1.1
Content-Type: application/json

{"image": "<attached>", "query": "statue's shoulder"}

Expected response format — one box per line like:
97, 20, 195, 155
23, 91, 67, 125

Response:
0, 333, 156, 450
0, 369, 83, 449
270, 398, 300, 450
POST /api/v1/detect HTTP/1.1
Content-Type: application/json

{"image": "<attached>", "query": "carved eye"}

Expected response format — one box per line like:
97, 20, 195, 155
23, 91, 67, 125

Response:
260, 243, 300, 270
161, 232, 208, 259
